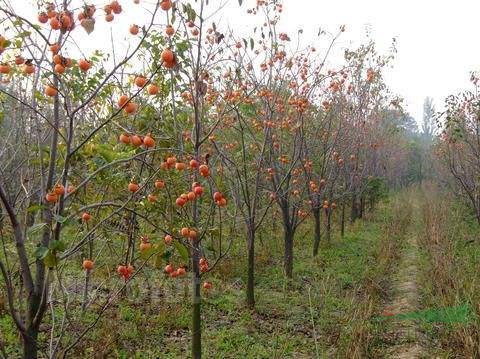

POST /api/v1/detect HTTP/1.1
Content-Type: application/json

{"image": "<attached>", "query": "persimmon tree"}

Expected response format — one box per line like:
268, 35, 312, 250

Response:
333, 41, 399, 223
300, 40, 398, 252
0, 2, 160, 355
436, 73, 480, 224
0, 0, 243, 358
210, 0, 306, 306
241, 1, 346, 279
212, 84, 273, 309
301, 66, 352, 252
0, 0, 167, 355
0, 0, 421, 358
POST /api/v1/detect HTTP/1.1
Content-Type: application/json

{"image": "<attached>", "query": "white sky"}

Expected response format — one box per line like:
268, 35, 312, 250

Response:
223, 0, 480, 125
11, 0, 480, 126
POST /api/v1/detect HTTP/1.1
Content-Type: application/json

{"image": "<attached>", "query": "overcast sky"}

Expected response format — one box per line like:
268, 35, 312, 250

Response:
14, 0, 480, 126
223, 0, 480, 125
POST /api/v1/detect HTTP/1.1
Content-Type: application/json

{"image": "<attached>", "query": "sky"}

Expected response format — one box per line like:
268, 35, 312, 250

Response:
12, 0, 480, 127
222, 0, 480, 125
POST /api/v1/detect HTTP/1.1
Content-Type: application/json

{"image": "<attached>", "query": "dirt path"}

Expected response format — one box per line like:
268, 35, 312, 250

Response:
382, 199, 425, 358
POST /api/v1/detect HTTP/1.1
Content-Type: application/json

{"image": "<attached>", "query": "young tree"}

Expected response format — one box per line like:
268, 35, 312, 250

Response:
436, 73, 480, 224
0, 1, 241, 357
422, 96, 435, 137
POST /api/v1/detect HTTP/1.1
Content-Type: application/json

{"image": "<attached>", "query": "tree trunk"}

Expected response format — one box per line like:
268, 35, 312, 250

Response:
191, 238, 201, 359
246, 226, 255, 309
326, 209, 332, 242
359, 196, 365, 218
369, 196, 375, 212
350, 195, 358, 223
284, 227, 294, 279
22, 328, 38, 359
341, 202, 346, 238
82, 237, 93, 312
82, 270, 90, 313
312, 208, 321, 256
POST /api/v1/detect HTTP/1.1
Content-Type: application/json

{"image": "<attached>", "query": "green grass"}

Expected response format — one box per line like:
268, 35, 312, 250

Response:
416, 185, 480, 357
0, 201, 401, 358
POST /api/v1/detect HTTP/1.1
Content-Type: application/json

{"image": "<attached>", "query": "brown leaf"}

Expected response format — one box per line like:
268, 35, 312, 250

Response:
195, 81, 207, 97
81, 18, 95, 35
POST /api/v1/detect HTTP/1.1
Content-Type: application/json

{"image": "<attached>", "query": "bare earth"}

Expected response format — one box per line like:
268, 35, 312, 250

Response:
383, 201, 425, 359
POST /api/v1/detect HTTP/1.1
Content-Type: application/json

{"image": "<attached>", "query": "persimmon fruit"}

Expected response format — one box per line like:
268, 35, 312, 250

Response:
147, 194, 157, 202
161, 49, 174, 63
118, 94, 129, 107
143, 134, 155, 148
164, 235, 173, 245
82, 259, 94, 270
78, 59, 91, 72
129, 24, 139, 35
54, 63, 65, 74
45, 192, 58, 203
131, 135, 143, 147
38, 12, 48, 23
176, 197, 186, 207
147, 84, 158, 95
128, 182, 140, 193
154, 180, 165, 189
15, 56, 24, 65
54, 185, 65, 195
139, 242, 152, 251
134, 75, 147, 87
50, 17, 61, 30
203, 281, 213, 290
160, 0, 172, 11
164, 264, 174, 273
0, 64, 10, 74
45, 85, 58, 97
165, 25, 175, 36
124, 101, 137, 114
119, 133, 130, 144
82, 212, 92, 222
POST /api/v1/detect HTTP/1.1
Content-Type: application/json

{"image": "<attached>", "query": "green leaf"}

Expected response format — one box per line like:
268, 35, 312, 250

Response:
17, 31, 31, 38
53, 214, 68, 224
27, 222, 47, 236
97, 147, 116, 162
239, 103, 256, 117
27, 204, 45, 213
162, 248, 173, 261
154, 252, 164, 268
43, 251, 58, 268
140, 246, 155, 259
180, 3, 196, 23
173, 241, 189, 263
176, 40, 190, 53
34, 246, 49, 260
48, 240, 66, 252
207, 227, 220, 236
156, 240, 165, 255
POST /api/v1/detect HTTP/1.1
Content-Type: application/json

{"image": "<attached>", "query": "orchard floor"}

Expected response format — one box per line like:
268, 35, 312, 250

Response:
1, 185, 479, 358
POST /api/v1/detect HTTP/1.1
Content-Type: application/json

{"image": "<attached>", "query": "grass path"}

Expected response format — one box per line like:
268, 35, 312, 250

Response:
381, 194, 425, 358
